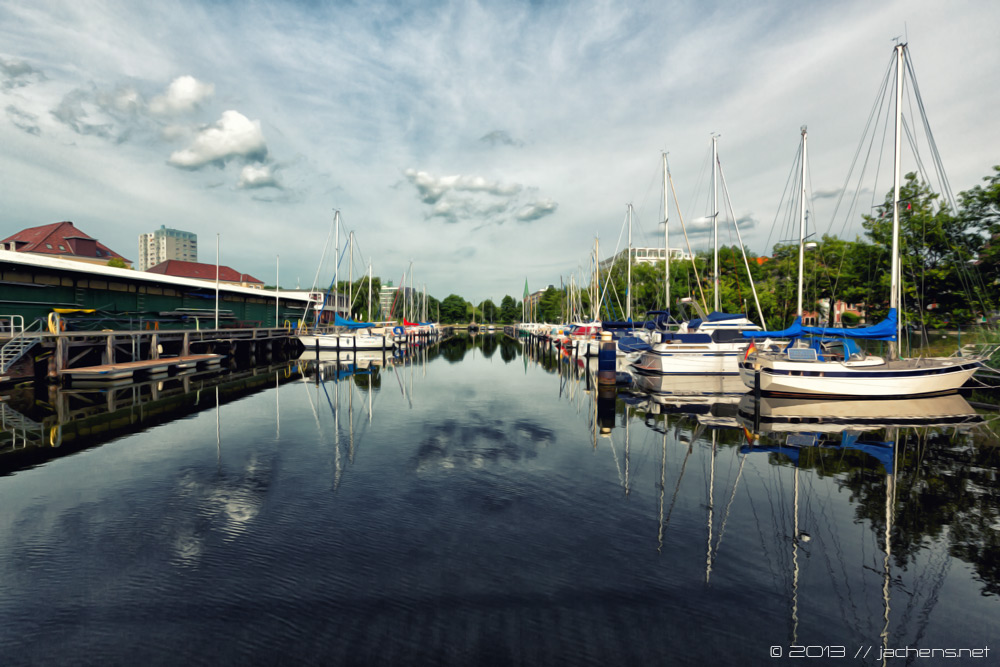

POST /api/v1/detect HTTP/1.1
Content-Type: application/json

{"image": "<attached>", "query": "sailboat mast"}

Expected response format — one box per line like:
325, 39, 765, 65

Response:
334, 211, 340, 322
627, 203, 633, 322
712, 135, 720, 312
368, 260, 372, 320
889, 43, 904, 358
594, 236, 600, 322
348, 230, 354, 319
797, 127, 807, 318
663, 152, 670, 312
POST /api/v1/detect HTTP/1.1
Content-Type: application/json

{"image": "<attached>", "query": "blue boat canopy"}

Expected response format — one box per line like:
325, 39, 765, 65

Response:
334, 313, 375, 329
742, 308, 897, 341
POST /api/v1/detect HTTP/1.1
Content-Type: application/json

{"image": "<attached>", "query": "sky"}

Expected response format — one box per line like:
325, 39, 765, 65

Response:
2, 0, 999, 306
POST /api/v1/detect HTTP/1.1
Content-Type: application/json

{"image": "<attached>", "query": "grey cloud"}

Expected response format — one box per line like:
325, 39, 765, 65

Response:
687, 213, 757, 236
6, 105, 40, 135
813, 188, 842, 200
515, 199, 558, 222
51, 88, 114, 138
0, 57, 45, 90
405, 169, 522, 204
480, 130, 523, 148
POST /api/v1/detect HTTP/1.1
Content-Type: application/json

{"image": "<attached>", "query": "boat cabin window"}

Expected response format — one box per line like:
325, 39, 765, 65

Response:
711, 329, 745, 343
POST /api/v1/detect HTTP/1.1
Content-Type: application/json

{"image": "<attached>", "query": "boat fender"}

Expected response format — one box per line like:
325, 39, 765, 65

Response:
49, 425, 62, 448
393, 326, 404, 336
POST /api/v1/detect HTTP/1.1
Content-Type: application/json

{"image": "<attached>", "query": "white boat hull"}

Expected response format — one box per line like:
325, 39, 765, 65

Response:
632, 344, 749, 375
299, 333, 394, 351
739, 355, 982, 398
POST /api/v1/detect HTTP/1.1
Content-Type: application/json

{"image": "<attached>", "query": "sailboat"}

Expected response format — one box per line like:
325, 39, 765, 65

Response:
739, 45, 985, 398
299, 212, 394, 352
631, 137, 765, 376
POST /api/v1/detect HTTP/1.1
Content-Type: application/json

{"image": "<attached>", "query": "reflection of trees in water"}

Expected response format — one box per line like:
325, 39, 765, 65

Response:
635, 403, 1000, 597
480, 334, 498, 358
352, 367, 381, 390
770, 427, 1000, 598
438, 337, 469, 363
499, 338, 519, 363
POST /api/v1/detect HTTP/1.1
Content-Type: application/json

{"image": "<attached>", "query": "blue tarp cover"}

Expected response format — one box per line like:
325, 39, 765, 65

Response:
334, 313, 375, 329
742, 308, 898, 341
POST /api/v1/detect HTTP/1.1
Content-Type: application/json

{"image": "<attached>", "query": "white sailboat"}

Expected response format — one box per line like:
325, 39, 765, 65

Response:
631, 137, 765, 376
739, 45, 985, 398
299, 212, 394, 352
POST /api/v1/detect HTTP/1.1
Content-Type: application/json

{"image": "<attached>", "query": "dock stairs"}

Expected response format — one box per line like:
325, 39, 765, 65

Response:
1, 316, 42, 381
1, 401, 45, 449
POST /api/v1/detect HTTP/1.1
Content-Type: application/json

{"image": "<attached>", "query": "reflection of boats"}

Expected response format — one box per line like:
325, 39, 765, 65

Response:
632, 373, 745, 397
738, 393, 982, 432
631, 373, 745, 428
297, 348, 392, 370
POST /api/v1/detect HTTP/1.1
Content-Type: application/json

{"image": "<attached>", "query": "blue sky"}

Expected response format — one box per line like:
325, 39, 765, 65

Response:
2, 0, 999, 305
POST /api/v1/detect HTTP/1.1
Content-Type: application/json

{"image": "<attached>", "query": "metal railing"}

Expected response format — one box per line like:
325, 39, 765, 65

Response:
0, 317, 43, 375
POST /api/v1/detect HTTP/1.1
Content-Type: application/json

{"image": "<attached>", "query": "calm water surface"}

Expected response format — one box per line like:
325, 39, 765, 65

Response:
1, 335, 998, 665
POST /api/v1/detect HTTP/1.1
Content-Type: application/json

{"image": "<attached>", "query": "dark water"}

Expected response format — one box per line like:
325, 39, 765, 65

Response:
1, 335, 997, 666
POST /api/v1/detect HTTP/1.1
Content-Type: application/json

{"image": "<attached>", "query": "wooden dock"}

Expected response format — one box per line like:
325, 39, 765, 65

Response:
58, 354, 223, 383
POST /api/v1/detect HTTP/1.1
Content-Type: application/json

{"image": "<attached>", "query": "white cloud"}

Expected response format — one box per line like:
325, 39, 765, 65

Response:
150, 75, 214, 115
238, 164, 279, 189
168, 110, 268, 169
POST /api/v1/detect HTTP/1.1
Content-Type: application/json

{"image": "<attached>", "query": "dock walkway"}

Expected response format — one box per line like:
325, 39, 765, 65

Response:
58, 354, 223, 382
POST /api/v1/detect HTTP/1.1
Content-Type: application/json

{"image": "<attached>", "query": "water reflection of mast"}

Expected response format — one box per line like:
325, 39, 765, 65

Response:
348, 370, 355, 464
706, 430, 715, 583
334, 371, 343, 490
881, 428, 898, 666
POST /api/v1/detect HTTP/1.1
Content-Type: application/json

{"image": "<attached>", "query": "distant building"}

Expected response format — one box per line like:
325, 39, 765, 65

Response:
598, 246, 692, 272
523, 285, 553, 321
138, 225, 197, 271
378, 281, 417, 321
146, 260, 264, 288
1, 221, 132, 268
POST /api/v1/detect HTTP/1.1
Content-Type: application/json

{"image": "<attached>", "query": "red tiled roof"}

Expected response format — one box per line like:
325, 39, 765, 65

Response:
1, 221, 130, 262
146, 260, 263, 284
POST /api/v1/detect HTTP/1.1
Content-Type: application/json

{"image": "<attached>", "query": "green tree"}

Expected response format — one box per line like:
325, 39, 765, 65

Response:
959, 164, 1000, 312
499, 295, 519, 323
107, 258, 129, 269
347, 276, 382, 321
481, 299, 499, 323
863, 172, 983, 326
537, 287, 563, 322
440, 294, 468, 323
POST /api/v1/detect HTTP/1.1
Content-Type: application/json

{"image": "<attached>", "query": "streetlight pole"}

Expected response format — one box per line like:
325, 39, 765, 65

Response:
214, 233, 220, 330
